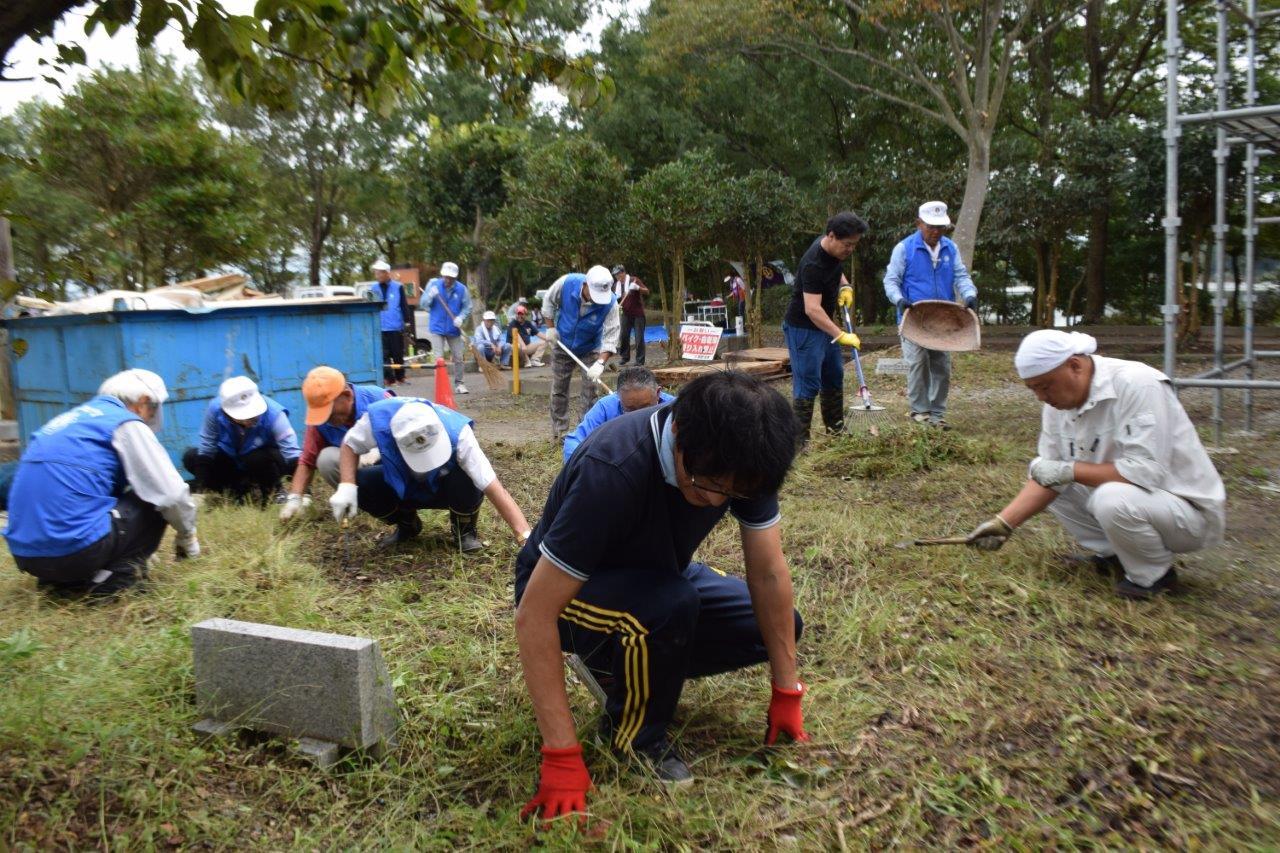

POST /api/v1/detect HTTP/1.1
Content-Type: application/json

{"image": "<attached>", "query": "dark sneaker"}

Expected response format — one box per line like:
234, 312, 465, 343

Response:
635, 739, 694, 785
1115, 567, 1178, 600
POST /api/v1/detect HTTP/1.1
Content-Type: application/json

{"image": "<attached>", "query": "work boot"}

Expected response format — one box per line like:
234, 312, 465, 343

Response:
449, 507, 484, 553
793, 397, 815, 449
377, 510, 422, 550
1115, 567, 1178, 601
819, 390, 845, 435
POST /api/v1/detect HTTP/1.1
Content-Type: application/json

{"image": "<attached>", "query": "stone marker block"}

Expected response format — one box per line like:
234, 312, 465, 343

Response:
191, 618, 398, 754
875, 358, 909, 376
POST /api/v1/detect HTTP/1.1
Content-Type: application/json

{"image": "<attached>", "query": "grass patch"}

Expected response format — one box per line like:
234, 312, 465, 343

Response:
2, 351, 1278, 848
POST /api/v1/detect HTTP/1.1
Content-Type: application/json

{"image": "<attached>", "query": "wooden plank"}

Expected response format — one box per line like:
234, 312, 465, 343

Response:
653, 359, 786, 384
724, 347, 791, 364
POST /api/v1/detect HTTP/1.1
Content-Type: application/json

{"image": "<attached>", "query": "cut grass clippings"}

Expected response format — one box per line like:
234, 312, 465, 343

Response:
1, 350, 1279, 848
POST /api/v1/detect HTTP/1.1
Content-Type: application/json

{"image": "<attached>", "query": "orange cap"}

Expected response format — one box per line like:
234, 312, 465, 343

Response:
303, 366, 346, 425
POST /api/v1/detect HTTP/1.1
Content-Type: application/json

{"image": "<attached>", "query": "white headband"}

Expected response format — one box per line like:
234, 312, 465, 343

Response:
1014, 330, 1097, 379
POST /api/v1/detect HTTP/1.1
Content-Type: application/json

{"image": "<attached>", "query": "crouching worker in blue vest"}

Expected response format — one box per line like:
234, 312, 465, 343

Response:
515, 372, 808, 822
327, 398, 532, 554
562, 365, 674, 462
4, 369, 199, 598
182, 376, 300, 506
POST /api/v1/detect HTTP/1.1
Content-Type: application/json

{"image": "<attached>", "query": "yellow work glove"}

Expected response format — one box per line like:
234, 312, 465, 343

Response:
837, 286, 854, 308
834, 331, 861, 349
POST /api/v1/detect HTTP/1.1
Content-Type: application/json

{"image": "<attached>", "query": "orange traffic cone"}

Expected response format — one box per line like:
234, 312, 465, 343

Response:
434, 357, 456, 410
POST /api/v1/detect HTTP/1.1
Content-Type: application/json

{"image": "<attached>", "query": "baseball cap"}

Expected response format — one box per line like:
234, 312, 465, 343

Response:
219, 376, 267, 421
303, 365, 347, 425
585, 265, 614, 305
918, 201, 951, 227
516, 305, 527, 315
371, 260, 391, 272
441, 261, 459, 278
390, 402, 451, 473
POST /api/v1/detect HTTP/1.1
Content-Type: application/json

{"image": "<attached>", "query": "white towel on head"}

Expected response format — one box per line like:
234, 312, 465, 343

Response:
1014, 330, 1097, 379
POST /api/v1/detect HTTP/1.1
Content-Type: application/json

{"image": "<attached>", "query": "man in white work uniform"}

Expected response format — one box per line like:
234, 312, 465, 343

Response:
965, 330, 1226, 600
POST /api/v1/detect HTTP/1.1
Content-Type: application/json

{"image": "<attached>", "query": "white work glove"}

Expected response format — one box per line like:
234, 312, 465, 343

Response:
1029, 457, 1075, 488
586, 361, 605, 381
359, 447, 381, 467
452, 316, 464, 330
330, 482, 359, 522
279, 493, 304, 521
175, 530, 201, 560
543, 328, 559, 345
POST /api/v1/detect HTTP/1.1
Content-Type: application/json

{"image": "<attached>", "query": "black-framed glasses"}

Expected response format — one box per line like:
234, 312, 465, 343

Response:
688, 472, 751, 501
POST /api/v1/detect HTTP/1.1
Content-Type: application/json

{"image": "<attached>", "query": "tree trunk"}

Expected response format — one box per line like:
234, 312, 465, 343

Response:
1033, 241, 1048, 327
1083, 200, 1109, 323
668, 251, 685, 361
952, 136, 991, 264
654, 253, 671, 358
1046, 242, 1061, 327
470, 251, 492, 322
750, 252, 765, 348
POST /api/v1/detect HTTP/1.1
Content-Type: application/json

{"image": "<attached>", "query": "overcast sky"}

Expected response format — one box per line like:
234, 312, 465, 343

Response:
1, 0, 641, 116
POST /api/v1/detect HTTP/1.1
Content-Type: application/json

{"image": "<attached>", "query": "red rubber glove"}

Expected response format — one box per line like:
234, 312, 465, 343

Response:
520, 743, 592, 822
765, 682, 811, 745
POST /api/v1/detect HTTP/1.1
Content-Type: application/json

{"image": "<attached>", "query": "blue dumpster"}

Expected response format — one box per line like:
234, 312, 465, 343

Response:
3, 301, 382, 473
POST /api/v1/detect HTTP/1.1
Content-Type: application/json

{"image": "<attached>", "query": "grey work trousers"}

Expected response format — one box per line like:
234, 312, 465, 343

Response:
550, 344, 598, 438
1049, 482, 1210, 586
901, 335, 952, 418
428, 332, 466, 387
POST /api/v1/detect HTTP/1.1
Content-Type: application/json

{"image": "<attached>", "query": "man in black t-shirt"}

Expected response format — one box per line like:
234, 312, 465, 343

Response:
514, 372, 807, 822
782, 211, 869, 442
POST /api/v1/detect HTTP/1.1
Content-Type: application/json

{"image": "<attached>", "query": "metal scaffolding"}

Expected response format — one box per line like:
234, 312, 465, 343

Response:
1164, 0, 1278, 442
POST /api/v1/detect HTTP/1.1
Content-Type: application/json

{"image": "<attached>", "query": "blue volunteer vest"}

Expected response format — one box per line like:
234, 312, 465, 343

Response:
316, 384, 386, 448
378, 280, 406, 332
208, 396, 289, 467
367, 397, 473, 502
427, 278, 468, 336
556, 274, 615, 356
898, 232, 961, 314
3, 396, 141, 558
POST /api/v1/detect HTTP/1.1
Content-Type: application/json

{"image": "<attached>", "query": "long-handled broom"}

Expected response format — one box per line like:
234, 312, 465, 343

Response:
841, 306, 887, 430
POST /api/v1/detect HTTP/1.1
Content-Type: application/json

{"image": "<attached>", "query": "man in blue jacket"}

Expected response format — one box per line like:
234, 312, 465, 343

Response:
373, 260, 414, 387
423, 261, 472, 395
327, 398, 532, 553
882, 201, 978, 429
562, 365, 674, 462
183, 376, 300, 505
543, 265, 620, 439
5, 369, 199, 598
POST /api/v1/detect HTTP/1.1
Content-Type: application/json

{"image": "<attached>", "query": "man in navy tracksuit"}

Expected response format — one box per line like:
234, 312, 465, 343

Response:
782, 211, 869, 443
373, 260, 414, 386
514, 372, 808, 822
183, 376, 300, 505
882, 201, 978, 429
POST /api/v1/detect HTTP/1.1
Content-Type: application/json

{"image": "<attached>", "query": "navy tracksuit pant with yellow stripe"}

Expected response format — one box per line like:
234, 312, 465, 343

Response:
558, 561, 804, 753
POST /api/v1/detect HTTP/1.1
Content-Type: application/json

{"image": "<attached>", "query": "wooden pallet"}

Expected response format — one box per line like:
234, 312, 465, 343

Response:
723, 346, 791, 365
653, 358, 788, 385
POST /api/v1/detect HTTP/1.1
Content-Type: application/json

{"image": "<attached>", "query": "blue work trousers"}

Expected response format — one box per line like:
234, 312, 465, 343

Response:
556, 561, 803, 753
783, 323, 844, 401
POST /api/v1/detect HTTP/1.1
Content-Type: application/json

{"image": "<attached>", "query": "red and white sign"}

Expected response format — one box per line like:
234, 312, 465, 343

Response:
679, 324, 723, 361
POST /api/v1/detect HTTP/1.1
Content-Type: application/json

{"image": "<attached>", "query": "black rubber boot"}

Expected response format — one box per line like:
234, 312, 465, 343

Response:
449, 507, 484, 553
793, 397, 815, 449
377, 509, 422, 550
819, 389, 845, 435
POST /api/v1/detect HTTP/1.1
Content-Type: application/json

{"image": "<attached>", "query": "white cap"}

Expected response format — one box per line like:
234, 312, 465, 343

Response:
482, 310, 497, 321
918, 201, 951, 227
441, 261, 459, 278
219, 376, 267, 420
390, 402, 451, 473
585, 265, 614, 305
371, 260, 392, 272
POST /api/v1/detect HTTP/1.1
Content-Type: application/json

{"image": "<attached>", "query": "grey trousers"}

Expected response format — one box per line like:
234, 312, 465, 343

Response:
316, 445, 379, 486
428, 332, 466, 387
901, 336, 951, 418
550, 344, 598, 438
1049, 482, 1209, 586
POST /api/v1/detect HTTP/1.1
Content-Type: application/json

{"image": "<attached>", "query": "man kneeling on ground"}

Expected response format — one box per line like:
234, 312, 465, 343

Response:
328, 398, 531, 553
183, 376, 300, 505
965, 330, 1226, 600
4, 369, 199, 598
561, 365, 675, 462
515, 371, 807, 822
